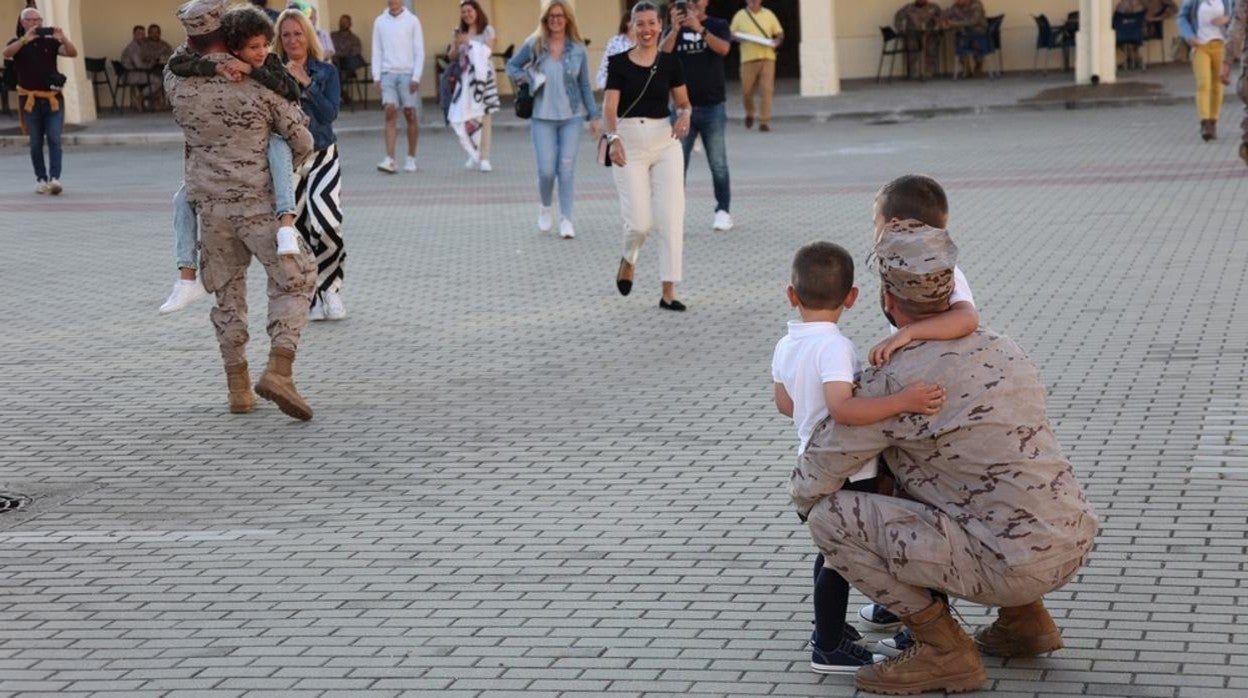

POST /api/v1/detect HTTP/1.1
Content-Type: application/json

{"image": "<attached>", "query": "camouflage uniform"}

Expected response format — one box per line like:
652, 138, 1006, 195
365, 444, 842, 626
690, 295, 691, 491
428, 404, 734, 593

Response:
165, 51, 316, 367
790, 223, 1098, 618
1227, 0, 1248, 149
894, 1, 944, 78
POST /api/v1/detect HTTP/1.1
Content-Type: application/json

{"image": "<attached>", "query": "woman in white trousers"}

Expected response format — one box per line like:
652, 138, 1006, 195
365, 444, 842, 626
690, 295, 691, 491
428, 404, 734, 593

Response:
603, 1, 692, 311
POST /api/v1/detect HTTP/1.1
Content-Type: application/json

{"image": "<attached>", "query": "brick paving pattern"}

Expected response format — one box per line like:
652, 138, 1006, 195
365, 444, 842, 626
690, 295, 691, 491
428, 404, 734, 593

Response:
0, 101, 1246, 697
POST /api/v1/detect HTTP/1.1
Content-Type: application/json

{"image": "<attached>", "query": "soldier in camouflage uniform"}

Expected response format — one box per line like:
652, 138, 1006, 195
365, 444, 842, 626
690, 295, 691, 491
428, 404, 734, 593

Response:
940, 0, 989, 77
166, 0, 319, 420
790, 223, 1098, 695
894, 0, 943, 79
1225, 0, 1248, 163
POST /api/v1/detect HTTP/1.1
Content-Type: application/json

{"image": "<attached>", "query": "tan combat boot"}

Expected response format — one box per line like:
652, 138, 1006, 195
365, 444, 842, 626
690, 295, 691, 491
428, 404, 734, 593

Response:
973, 599, 1063, 658
225, 362, 254, 414
855, 598, 986, 695
254, 347, 313, 421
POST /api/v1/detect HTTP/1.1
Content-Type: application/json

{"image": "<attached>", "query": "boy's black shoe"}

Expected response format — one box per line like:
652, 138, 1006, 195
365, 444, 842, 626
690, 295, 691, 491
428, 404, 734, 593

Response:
858, 603, 902, 631
810, 637, 880, 674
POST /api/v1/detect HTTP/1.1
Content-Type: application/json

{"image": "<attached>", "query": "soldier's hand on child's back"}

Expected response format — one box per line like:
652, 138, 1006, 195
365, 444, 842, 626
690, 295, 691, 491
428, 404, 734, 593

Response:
899, 381, 945, 415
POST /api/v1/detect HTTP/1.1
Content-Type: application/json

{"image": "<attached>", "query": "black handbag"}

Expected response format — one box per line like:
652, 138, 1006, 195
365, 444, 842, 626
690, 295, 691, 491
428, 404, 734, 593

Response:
514, 82, 533, 119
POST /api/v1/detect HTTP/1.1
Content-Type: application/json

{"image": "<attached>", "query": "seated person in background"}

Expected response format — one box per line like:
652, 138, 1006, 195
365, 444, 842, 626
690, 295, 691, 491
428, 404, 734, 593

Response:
894, 0, 943, 79
940, 0, 989, 77
121, 24, 152, 102
330, 13, 362, 104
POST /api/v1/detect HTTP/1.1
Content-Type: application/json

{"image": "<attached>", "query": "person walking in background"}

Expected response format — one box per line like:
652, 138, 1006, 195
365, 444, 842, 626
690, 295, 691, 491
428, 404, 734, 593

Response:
604, 1, 692, 310
729, 0, 783, 131
506, 0, 600, 240
4, 6, 78, 195
597, 11, 634, 90
372, 0, 424, 173
662, 0, 733, 232
275, 7, 347, 321
1179, 0, 1232, 141
1223, 0, 1248, 162
447, 0, 499, 173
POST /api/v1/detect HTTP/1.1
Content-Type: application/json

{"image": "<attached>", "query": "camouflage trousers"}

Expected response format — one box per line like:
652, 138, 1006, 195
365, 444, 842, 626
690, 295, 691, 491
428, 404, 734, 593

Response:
198, 202, 317, 366
805, 491, 1085, 617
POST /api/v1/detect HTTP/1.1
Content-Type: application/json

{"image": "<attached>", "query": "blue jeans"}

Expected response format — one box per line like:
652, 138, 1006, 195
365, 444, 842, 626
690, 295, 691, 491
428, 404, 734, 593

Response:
172, 135, 295, 270
530, 117, 582, 219
680, 102, 730, 214
24, 98, 64, 182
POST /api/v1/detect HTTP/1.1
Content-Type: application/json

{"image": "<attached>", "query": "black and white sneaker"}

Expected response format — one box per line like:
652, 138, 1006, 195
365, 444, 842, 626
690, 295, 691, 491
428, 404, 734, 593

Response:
809, 622, 864, 649
875, 627, 914, 658
858, 603, 903, 631
810, 637, 882, 674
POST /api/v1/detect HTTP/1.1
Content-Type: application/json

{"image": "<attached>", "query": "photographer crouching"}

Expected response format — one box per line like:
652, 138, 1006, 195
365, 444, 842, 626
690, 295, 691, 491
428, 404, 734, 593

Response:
4, 7, 78, 195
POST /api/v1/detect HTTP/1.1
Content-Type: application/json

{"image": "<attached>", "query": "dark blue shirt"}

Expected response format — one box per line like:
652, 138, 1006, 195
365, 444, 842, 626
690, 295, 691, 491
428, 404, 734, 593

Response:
671, 16, 730, 107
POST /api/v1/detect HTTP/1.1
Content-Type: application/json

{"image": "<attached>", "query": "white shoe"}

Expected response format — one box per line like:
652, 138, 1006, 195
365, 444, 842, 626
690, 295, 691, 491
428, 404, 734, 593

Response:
478, 159, 492, 173
712, 210, 734, 231
537, 206, 554, 233
308, 298, 327, 321
465, 156, 479, 170
159, 278, 209, 315
403, 156, 418, 172
559, 219, 575, 239
276, 226, 301, 256
377, 157, 397, 174
322, 290, 347, 320
35, 180, 50, 195
47, 179, 63, 195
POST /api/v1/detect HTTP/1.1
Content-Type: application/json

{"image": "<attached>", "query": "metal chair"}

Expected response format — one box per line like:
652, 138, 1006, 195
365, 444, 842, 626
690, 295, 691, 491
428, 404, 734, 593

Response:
338, 54, 369, 110
84, 57, 114, 112
1032, 15, 1073, 73
1144, 19, 1166, 65
985, 15, 1005, 77
110, 59, 139, 113
876, 26, 909, 83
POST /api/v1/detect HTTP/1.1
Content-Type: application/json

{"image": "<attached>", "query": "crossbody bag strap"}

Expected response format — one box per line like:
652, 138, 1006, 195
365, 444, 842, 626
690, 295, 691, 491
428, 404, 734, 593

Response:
619, 63, 658, 119
746, 9, 771, 38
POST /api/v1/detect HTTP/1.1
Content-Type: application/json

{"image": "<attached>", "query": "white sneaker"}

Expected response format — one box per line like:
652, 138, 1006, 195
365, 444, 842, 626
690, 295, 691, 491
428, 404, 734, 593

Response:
712, 210, 734, 231
377, 156, 397, 174
308, 298, 327, 321
403, 156, 418, 172
35, 180, 50, 195
478, 159, 492, 173
537, 206, 554, 233
276, 226, 301, 256
47, 179, 63, 195
159, 278, 209, 315
322, 290, 347, 320
465, 156, 479, 170
559, 219, 575, 239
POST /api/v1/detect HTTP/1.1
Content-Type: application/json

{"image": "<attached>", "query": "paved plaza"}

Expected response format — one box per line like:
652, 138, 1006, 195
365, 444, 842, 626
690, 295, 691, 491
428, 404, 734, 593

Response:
1, 100, 1247, 697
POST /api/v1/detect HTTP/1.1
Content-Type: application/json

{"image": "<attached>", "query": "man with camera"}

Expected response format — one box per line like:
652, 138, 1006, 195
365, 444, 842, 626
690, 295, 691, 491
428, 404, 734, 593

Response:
4, 7, 78, 195
663, 0, 734, 232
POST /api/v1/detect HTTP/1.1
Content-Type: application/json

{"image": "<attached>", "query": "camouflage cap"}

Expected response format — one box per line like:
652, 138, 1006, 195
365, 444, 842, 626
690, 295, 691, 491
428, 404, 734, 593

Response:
176, 0, 228, 36
872, 219, 959, 313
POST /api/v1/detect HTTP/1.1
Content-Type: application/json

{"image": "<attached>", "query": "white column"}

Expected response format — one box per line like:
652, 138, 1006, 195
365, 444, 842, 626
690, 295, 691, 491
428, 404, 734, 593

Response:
1075, 0, 1116, 85
798, 0, 839, 96
39, 0, 94, 124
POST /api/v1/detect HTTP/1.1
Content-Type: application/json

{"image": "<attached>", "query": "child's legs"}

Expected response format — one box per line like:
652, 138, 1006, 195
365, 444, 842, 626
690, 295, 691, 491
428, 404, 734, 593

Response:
812, 477, 877, 650
554, 117, 581, 219
267, 135, 296, 219
173, 183, 199, 271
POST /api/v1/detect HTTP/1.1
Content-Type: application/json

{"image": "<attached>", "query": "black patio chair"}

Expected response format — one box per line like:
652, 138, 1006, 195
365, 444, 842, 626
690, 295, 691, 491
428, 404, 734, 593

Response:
1114, 11, 1148, 70
985, 14, 1005, 77
1144, 18, 1166, 65
338, 53, 369, 111
84, 57, 114, 112
110, 59, 139, 113
877, 26, 909, 83
1032, 15, 1072, 73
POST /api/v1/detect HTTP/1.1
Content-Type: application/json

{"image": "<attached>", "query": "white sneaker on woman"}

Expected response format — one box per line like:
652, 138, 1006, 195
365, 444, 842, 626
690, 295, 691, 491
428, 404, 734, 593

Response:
377, 156, 397, 174
159, 278, 209, 315
276, 226, 301, 256
323, 290, 347, 320
537, 206, 554, 233
559, 219, 575, 239
478, 159, 492, 173
403, 156, 418, 172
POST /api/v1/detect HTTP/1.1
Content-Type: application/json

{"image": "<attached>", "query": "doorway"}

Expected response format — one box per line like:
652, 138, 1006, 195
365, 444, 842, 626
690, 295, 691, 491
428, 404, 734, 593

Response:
705, 0, 801, 81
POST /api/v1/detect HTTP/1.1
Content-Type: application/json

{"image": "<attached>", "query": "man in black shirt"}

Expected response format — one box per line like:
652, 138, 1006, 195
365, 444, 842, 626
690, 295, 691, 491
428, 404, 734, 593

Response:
662, 0, 734, 232
3, 6, 78, 195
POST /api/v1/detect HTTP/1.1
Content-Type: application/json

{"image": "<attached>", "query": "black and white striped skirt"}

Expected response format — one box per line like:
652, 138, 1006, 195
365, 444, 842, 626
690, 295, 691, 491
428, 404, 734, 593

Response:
293, 143, 344, 297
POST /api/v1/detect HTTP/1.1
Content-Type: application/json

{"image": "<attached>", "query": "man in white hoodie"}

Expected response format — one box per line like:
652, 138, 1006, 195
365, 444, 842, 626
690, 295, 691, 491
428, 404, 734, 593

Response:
372, 0, 425, 173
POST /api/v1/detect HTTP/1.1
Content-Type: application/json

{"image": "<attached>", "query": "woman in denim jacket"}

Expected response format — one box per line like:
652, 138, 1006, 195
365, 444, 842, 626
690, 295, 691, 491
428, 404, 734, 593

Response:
275, 8, 347, 320
1178, 0, 1234, 141
506, 0, 601, 239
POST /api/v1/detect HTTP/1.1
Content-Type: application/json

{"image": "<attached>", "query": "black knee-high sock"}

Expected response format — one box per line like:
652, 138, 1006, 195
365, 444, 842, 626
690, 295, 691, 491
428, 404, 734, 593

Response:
810, 477, 879, 650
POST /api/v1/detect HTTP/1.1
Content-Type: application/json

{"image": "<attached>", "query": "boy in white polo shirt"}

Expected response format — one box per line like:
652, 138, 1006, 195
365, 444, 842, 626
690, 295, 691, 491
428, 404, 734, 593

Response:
772, 240, 946, 674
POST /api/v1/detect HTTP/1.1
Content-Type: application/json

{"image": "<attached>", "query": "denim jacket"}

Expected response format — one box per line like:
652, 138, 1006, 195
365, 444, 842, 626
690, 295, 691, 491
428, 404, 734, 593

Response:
1179, 0, 1234, 43
506, 37, 601, 121
296, 58, 340, 151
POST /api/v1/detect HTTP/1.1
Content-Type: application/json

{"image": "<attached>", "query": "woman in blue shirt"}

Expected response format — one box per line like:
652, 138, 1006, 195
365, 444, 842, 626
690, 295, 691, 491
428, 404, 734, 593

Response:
506, 0, 601, 239
275, 8, 347, 320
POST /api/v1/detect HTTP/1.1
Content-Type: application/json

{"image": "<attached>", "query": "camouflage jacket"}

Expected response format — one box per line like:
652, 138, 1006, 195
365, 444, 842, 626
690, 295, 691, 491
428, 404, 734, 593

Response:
165, 52, 312, 215
895, 2, 944, 32
790, 328, 1098, 575
167, 47, 301, 103
1227, 0, 1248, 63
943, 1, 987, 31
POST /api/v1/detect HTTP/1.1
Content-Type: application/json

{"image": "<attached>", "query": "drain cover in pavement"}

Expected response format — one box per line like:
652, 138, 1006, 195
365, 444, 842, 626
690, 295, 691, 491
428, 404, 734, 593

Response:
0, 494, 31, 513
